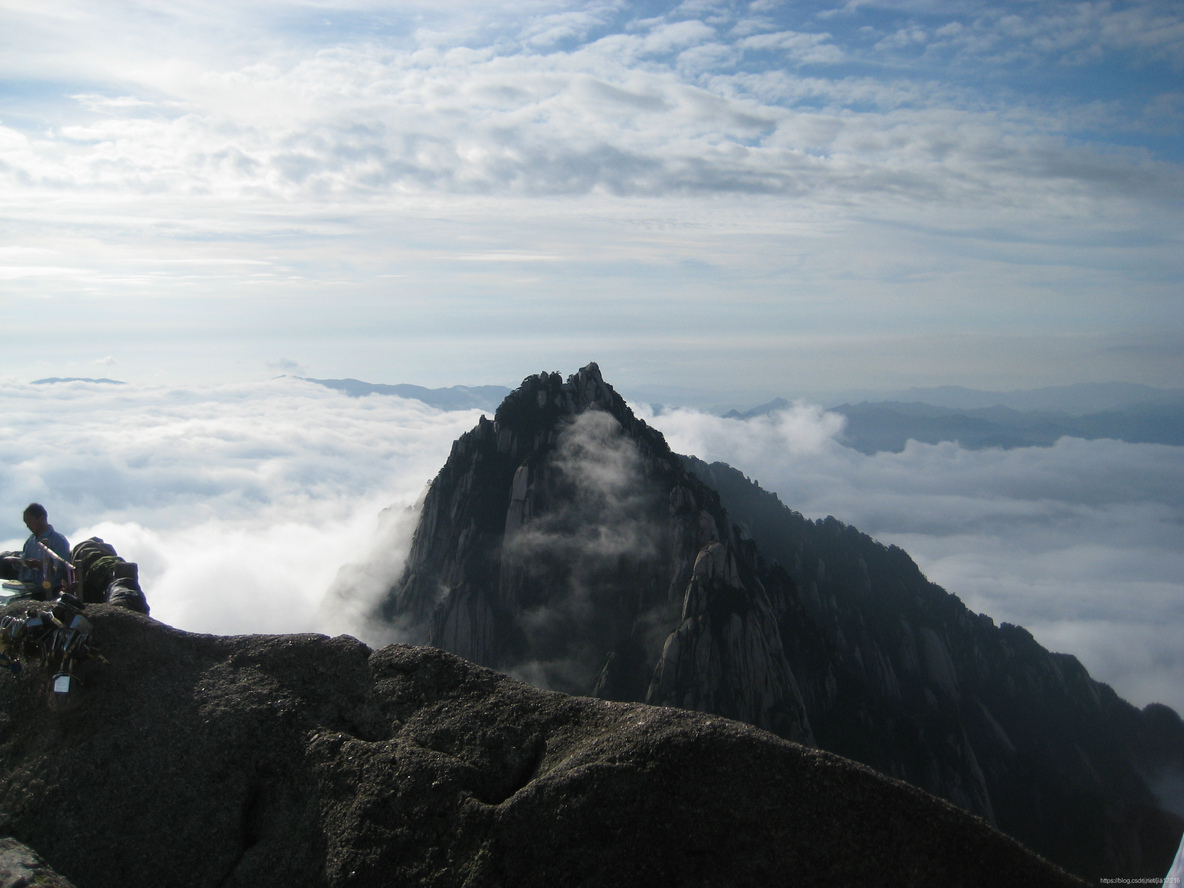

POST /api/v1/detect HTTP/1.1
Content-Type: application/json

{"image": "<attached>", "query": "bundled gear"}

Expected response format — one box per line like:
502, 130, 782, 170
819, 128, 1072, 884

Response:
0, 593, 104, 710
70, 538, 150, 615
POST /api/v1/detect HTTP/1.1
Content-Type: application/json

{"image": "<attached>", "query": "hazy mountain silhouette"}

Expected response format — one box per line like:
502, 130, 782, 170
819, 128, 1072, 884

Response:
825, 382, 1184, 414
30, 377, 126, 385
301, 376, 510, 412
726, 395, 1184, 453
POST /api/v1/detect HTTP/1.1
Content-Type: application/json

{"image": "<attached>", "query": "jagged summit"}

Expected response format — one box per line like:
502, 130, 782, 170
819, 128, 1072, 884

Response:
382, 363, 813, 744
488, 363, 671, 461
375, 363, 1184, 881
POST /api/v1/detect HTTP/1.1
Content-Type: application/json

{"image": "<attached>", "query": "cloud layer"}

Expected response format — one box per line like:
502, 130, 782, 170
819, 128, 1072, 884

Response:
0, 377, 480, 637
1, 1, 1181, 393
4, 377, 1180, 719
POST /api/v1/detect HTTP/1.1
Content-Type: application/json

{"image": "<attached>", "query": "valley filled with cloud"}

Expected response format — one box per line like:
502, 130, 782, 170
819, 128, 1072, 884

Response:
4, 377, 1181, 717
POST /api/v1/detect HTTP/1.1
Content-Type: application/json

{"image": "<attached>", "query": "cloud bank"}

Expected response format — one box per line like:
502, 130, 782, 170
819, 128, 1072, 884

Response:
0, 377, 480, 639
3, 378, 1180, 719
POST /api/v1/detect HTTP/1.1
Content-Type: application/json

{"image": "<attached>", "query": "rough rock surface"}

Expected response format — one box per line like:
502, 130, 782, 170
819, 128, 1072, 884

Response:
0, 837, 76, 888
382, 364, 813, 745
376, 364, 1184, 881
0, 604, 1083, 888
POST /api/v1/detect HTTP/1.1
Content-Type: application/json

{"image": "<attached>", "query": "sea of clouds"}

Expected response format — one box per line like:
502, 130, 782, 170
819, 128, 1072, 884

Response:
3, 377, 1182, 716
0, 377, 479, 640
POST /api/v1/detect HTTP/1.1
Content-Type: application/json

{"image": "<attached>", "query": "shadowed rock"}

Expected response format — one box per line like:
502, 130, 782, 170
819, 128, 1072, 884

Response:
0, 837, 76, 887
382, 364, 814, 745
0, 604, 1083, 888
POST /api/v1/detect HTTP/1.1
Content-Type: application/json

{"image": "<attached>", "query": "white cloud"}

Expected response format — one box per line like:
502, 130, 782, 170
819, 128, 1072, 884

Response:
0, 377, 481, 639
2, 1, 1178, 214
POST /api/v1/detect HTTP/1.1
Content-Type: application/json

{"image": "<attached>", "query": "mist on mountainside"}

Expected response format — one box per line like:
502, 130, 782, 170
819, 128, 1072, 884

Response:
2, 373, 1182, 718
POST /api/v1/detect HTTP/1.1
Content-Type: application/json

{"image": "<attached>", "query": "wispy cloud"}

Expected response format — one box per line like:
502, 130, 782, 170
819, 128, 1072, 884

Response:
0, 1, 1179, 394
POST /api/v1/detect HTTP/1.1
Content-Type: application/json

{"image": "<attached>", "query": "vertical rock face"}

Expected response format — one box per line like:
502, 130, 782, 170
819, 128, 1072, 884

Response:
647, 541, 810, 742
381, 364, 813, 745
376, 364, 1184, 881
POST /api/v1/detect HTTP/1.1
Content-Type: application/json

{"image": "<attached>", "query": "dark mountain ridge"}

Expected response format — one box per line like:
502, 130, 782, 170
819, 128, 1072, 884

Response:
377, 363, 1184, 881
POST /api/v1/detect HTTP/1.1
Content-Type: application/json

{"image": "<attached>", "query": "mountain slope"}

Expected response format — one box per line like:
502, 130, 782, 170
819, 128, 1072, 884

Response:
376, 364, 1184, 881
686, 456, 1184, 877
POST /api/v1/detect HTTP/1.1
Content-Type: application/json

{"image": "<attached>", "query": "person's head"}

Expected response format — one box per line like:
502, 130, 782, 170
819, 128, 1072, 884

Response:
22, 503, 48, 535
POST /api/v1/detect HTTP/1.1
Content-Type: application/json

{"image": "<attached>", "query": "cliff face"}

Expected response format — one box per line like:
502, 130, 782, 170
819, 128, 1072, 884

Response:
0, 604, 1084, 888
378, 364, 1184, 881
383, 363, 812, 744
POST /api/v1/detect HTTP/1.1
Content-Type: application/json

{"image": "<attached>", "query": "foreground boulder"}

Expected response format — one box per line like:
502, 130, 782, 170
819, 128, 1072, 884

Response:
0, 605, 1081, 888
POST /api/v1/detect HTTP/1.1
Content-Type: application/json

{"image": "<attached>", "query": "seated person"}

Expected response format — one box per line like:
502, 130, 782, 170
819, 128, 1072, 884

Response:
1, 504, 71, 600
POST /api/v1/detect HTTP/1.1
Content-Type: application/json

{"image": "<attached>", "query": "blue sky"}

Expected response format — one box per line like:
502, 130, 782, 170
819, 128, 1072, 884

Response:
2, 0, 1181, 396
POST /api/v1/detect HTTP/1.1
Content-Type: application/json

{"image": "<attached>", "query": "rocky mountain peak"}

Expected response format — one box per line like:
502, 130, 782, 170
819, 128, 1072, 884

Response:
486, 363, 670, 465
380, 363, 812, 744
372, 363, 1184, 881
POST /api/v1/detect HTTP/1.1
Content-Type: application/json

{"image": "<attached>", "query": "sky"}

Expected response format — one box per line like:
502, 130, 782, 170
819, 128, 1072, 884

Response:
1, 0, 1182, 395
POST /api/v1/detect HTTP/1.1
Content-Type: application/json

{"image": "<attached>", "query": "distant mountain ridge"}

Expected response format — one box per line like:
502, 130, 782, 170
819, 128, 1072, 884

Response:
302, 374, 1184, 451
725, 393, 1184, 453
372, 363, 1184, 881
31, 377, 125, 385
300, 376, 510, 412
830, 400, 1184, 453
826, 382, 1184, 414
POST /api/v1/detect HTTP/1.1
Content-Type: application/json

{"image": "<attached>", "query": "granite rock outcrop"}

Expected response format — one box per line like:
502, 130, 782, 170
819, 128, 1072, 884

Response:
383, 364, 812, 744
0, 604, 1084, 888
